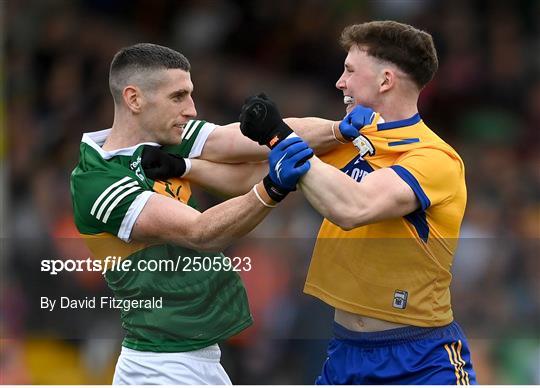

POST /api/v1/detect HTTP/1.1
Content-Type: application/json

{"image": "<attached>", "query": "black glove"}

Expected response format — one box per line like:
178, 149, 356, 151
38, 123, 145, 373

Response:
239, 93, 293, 149
141, 145, 189, 180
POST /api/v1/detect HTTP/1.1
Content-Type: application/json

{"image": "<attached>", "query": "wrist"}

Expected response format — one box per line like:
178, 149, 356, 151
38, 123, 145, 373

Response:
262, 175, 290, 202
169, 154, 189, 177
331, 121, 348, 144
252, 182, 278, 207
181, 158, 191, 177
267, 121, 294, 149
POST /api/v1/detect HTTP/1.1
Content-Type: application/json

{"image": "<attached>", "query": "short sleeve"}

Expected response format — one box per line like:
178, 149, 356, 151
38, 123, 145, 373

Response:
162, 119, 217, 158
71, 170, 153, 241
390, 148, 463, 210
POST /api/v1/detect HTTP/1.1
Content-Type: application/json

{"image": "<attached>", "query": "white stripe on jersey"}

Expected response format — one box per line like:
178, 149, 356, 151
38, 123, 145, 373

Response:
181, 120, 196, 140
90, 176, 132, 216
95, 180, 139, 221
184, 120, 200, 140
102, 186, 141, 224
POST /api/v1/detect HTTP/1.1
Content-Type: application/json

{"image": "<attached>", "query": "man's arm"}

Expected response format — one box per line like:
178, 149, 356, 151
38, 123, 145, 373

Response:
298, 156, 419, 230
286, 117, 341, 155
141, 144, 268, 198
131, 189, 272, 252
186, 159, 268, 198
199, 119, 338, 163
134, 140, 313, 251
234, 95, 420, 229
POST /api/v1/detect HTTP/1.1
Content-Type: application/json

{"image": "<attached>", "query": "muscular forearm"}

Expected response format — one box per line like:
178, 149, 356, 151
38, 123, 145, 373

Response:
201, 119, 341, 164
285, 117, 341, 156
199, 122, 269, 163
298, 157, 367, 230
298, 158, 419, 230
132, 190, 273, 252
187, 159, 268, 198
188, 190, 272, 251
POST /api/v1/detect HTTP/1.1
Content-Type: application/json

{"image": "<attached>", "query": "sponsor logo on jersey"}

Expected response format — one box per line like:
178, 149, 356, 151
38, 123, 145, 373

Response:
341, 155, 374, 183
129, 156, 145, 181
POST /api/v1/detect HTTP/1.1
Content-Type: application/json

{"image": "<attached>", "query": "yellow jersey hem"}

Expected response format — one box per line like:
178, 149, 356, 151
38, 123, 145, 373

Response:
304, 282, 452, 328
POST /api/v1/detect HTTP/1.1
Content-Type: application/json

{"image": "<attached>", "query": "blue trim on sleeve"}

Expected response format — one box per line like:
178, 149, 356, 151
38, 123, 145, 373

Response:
388, 138, 420, 147
377, 113, 421, 131
405, 210, 429, 243
390, 165, 431, 210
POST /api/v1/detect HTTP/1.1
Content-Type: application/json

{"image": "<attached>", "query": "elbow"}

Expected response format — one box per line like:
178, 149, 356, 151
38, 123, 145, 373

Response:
186, 233, 222, 252
184, 228, 231, 252
335, 216, 361, 231
336, 219, 356, 231
181, 229, 221, 252
326, 204, 367, 231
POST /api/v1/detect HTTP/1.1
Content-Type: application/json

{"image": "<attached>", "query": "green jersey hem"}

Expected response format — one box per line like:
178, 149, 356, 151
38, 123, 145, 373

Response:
121, 315, 253, 353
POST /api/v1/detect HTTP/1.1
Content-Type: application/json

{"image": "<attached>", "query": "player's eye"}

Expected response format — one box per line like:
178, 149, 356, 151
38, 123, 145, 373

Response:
171, 92, 188, 102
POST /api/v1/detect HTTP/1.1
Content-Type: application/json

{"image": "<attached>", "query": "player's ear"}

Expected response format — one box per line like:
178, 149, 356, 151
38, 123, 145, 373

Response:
123, 85, 143, 113
379, 69, 395, 93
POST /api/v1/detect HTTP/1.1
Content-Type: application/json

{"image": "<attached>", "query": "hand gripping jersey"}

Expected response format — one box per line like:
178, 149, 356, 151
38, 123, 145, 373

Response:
70, 120, 252, 352
304, 114, 467, 327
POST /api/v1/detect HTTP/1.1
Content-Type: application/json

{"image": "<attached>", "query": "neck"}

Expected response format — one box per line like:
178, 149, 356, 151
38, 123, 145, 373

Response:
374, 92, 419, 123
103, 112, 152, 151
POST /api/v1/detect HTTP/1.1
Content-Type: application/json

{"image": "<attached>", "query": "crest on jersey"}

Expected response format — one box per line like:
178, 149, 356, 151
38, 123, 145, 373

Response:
392, 290, 408, 309
153, 178, 191, 204
352, 134, 375, 158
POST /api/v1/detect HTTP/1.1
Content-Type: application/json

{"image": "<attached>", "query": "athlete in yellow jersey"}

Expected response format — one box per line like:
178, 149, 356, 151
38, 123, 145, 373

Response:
238, 21, 477, 385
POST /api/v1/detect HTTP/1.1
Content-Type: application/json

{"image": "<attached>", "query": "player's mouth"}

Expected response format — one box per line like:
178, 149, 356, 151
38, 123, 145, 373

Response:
173, 123, 187, 133
344, 95, 355, 113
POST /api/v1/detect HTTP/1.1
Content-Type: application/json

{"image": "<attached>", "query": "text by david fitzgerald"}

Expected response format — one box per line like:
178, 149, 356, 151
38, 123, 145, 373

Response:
41, 296, 162, 312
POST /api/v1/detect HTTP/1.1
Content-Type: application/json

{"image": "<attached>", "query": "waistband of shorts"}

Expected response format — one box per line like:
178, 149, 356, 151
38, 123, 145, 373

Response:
120, 343, 221, 361
333, 320, 464, 347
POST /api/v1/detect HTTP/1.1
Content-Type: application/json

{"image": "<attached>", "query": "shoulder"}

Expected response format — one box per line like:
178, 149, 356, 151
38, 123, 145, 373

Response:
71, 163, 149, 235
163, 119, 218, 158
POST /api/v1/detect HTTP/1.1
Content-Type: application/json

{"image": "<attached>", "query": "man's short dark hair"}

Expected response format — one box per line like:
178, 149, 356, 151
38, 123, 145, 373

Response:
340, 21, 438, 89
109, 43, 191, 103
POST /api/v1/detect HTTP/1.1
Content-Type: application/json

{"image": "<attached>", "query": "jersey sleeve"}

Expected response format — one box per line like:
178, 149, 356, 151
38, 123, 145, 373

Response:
71, 169, 153, 242
390, 148, 463, 210
162, 119, 217, 158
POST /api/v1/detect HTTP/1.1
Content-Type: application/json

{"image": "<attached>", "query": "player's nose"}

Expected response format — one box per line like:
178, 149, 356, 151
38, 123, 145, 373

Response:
183, 95, 197, 118
336, 74, 346, 90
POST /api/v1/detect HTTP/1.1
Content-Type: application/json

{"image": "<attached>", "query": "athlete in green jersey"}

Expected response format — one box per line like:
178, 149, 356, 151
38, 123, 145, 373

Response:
70, 43, 338, 384
71, 119, 255, 354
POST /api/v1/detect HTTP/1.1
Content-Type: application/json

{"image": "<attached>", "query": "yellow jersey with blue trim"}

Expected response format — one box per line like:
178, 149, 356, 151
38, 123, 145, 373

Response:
304, 113, 467, 327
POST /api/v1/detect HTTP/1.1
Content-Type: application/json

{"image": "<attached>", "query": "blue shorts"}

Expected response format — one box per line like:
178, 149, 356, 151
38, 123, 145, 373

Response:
316, 321, 477, 385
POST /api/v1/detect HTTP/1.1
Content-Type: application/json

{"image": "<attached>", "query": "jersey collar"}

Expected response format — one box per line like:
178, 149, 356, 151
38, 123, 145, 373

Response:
377, 113, 421, 131
81, 128, 160, 160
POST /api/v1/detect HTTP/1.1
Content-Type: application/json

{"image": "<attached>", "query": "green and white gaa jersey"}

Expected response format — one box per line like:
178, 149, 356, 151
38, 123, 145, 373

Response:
70, 120, 253, 352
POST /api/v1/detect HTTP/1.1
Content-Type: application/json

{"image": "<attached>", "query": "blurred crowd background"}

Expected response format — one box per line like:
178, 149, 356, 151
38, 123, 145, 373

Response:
2, 0, 539, 384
